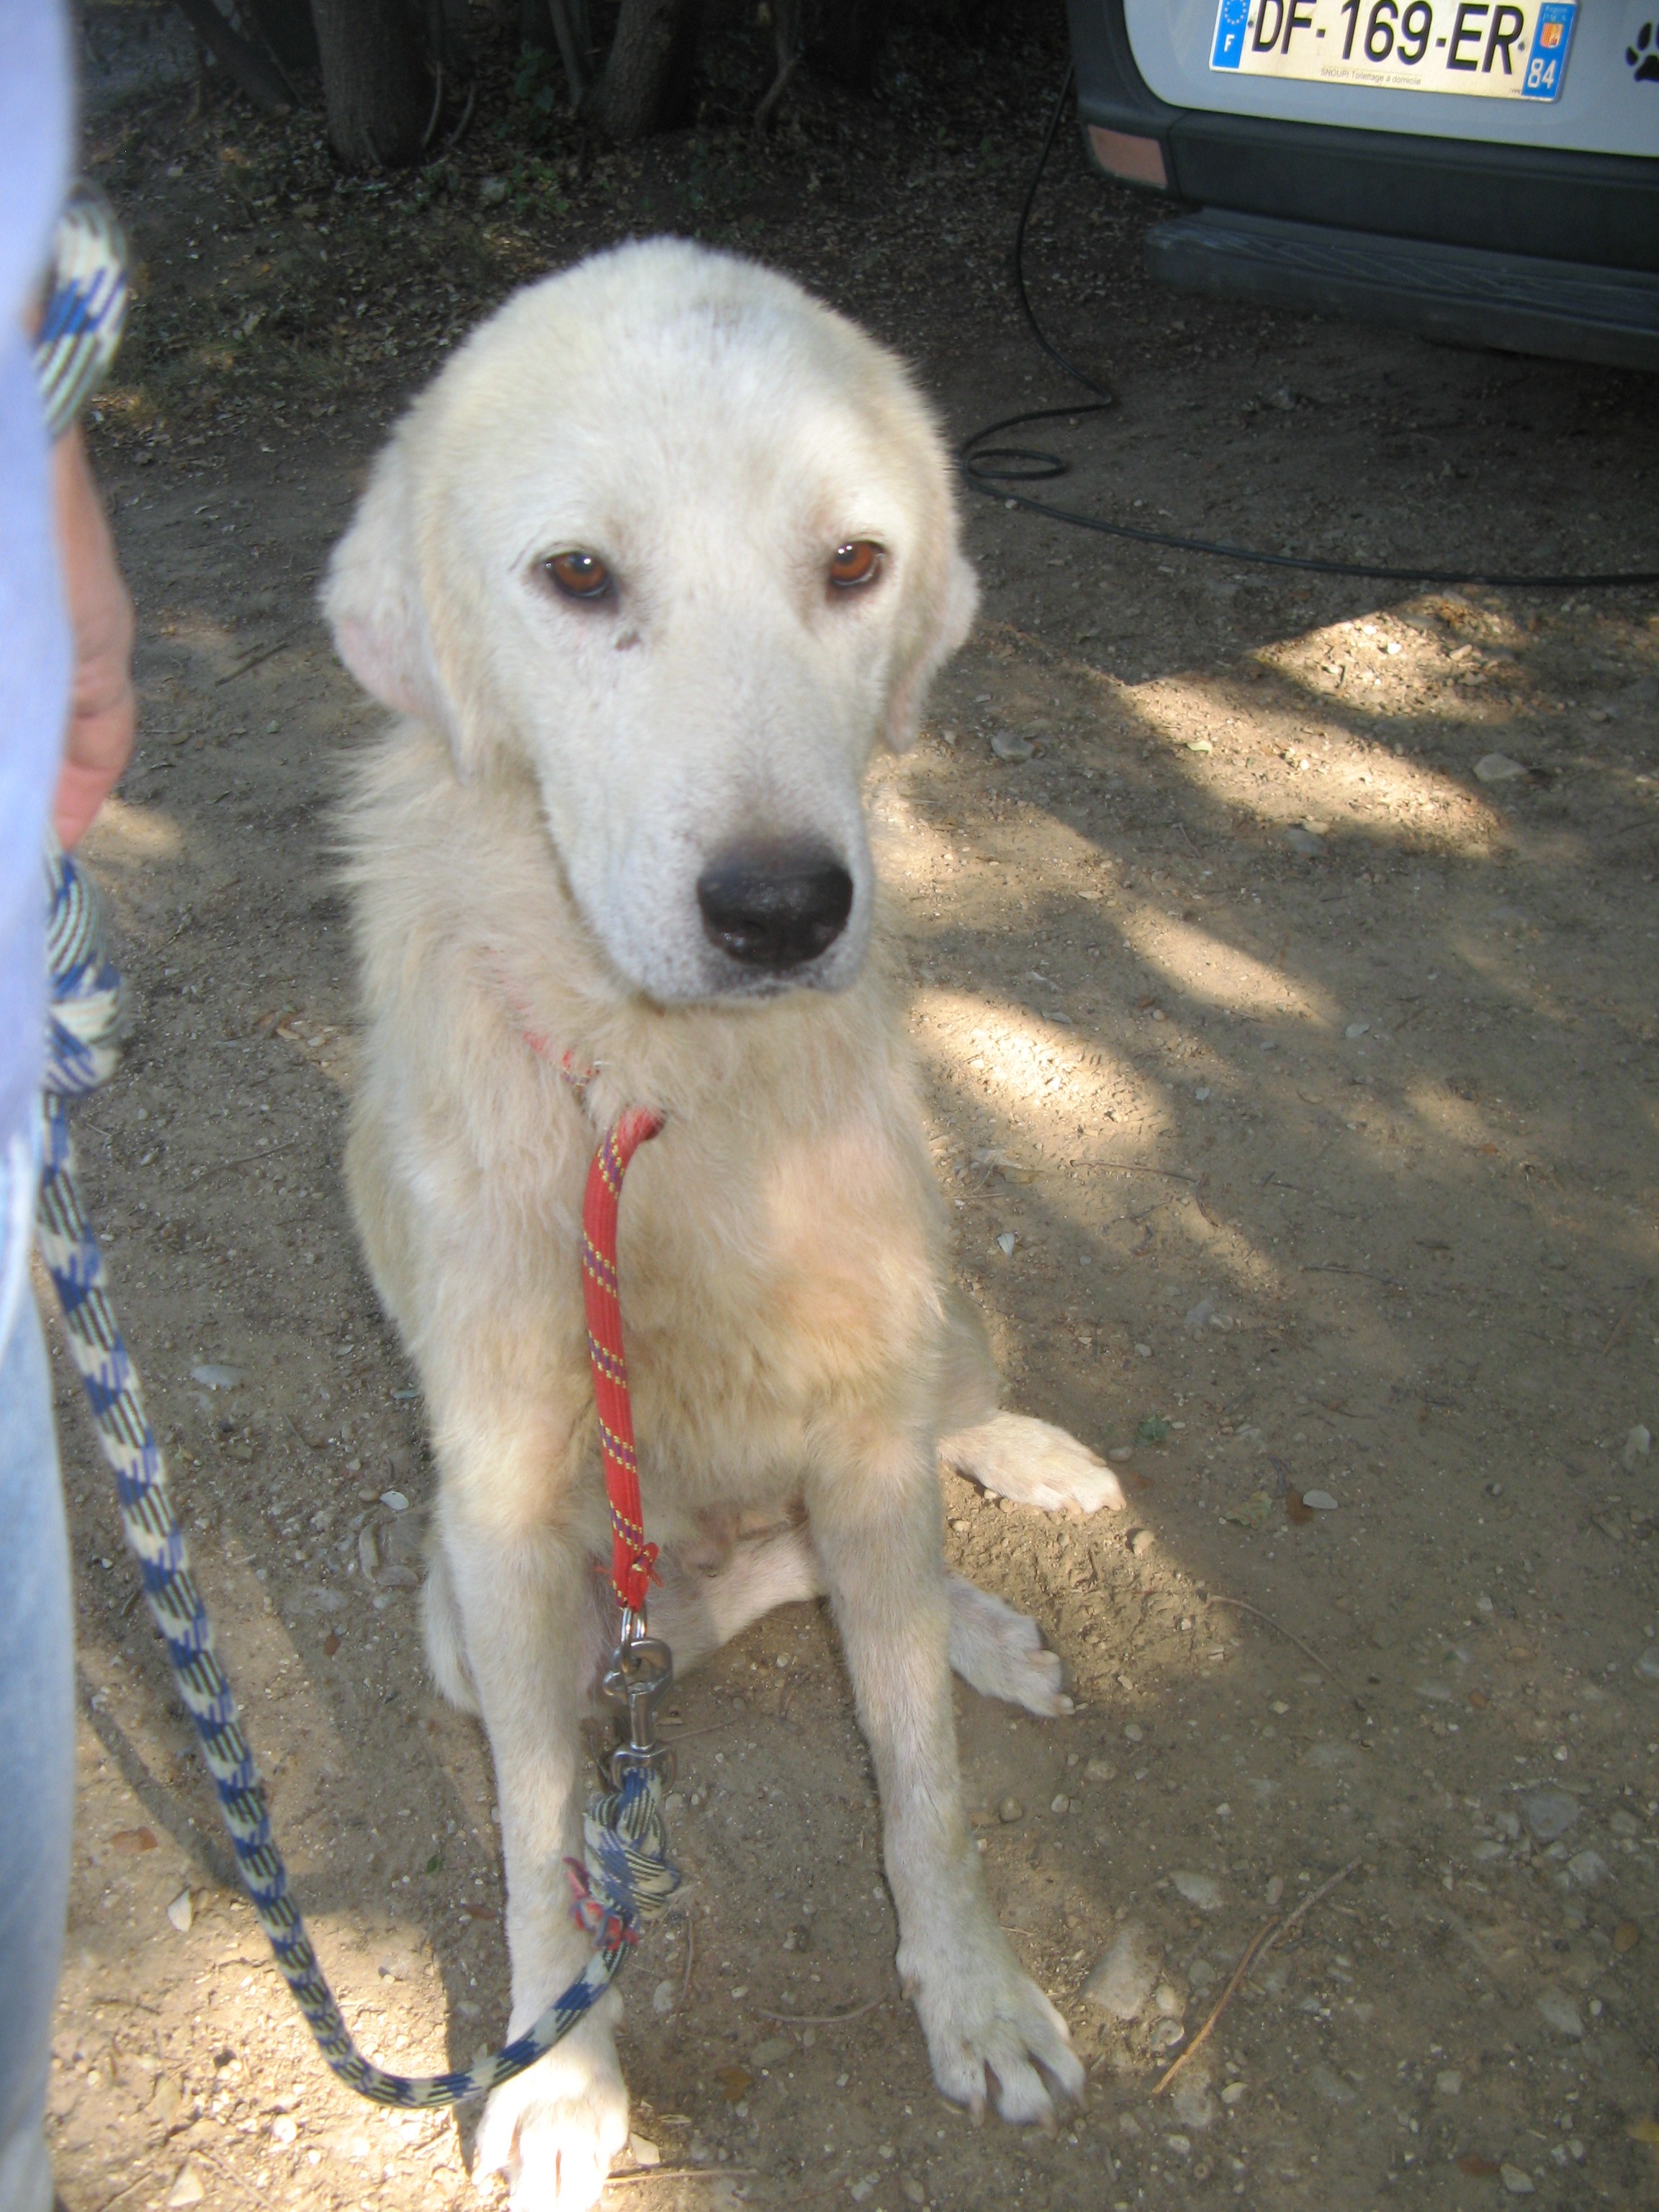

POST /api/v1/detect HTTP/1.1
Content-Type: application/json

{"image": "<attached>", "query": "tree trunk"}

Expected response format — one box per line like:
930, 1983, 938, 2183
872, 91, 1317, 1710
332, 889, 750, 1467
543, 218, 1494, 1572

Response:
522, 0, 588, 108
239, 0, 320, 77
311, 0, 428, 168
588, 0, 703, 141
805, 0, 886, 89
169, 0, 293, 112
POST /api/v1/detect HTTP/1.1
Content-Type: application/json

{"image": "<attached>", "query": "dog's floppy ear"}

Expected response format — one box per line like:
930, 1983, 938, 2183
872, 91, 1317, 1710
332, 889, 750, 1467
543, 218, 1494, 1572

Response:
884, 545, 979, 754
323, 434, 457, 749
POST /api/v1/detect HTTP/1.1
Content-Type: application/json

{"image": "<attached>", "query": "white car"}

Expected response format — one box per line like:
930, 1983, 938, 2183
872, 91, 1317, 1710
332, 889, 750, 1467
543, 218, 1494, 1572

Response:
1066, 0, 1658, 367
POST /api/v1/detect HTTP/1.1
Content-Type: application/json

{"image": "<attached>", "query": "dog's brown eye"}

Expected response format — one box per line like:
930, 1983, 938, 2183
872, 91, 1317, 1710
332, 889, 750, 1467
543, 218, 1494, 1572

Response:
828, 541, 881, 590
544, 550, 613, 601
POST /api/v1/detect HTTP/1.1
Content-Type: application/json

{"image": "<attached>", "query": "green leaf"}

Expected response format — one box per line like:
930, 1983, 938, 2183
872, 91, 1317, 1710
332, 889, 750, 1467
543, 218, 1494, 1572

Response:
1223, 1490, 1274, 1530
425, 1853, 443, 1875
1136, 1414, 1171, 1444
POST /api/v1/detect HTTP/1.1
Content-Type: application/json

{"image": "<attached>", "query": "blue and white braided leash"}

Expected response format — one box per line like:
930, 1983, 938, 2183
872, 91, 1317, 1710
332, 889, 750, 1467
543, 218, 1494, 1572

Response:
37, 848, 680, 2107
36, 183, 130, 443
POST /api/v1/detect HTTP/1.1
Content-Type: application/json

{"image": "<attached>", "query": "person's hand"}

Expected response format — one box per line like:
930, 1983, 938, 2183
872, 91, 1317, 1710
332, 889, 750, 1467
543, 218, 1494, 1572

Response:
50, 426, 135, 848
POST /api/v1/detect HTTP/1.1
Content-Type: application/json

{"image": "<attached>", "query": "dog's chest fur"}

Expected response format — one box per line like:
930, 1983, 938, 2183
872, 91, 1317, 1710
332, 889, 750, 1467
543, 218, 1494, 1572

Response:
342, 728, 956, 1539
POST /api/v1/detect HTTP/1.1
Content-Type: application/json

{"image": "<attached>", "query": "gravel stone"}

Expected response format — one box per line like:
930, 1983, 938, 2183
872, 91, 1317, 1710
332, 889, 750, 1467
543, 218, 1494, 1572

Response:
1536, 1987, 1583, 2038
1083, 1925, 1159, 2022
1519, 1786, 1581, 1843
1172, 1871, 1223, 1913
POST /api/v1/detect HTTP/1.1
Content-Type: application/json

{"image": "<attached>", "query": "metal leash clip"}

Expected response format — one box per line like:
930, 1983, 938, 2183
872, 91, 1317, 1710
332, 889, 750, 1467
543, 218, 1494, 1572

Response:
602, 1620, 675, 1788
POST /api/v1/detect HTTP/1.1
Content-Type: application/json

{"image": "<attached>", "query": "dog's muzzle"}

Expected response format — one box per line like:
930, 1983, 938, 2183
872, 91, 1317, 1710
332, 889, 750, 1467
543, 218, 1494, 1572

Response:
696, 842, 853, 973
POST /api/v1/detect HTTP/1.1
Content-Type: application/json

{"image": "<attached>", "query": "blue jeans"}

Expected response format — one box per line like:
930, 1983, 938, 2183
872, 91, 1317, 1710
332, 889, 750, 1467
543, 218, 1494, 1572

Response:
0, 1285, 71, 2212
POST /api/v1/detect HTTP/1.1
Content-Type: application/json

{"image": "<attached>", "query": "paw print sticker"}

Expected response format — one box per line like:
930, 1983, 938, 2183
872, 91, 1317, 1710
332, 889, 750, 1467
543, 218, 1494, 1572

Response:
1629, 19, 1659, 80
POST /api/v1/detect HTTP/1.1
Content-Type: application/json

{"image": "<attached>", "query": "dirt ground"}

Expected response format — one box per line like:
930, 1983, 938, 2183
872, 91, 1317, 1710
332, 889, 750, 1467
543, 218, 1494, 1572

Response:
40, 6, 1659, 2211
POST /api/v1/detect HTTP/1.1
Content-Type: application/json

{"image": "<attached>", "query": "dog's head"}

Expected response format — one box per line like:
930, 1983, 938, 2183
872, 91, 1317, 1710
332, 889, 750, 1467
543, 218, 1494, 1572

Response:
324, 238, 976, 1005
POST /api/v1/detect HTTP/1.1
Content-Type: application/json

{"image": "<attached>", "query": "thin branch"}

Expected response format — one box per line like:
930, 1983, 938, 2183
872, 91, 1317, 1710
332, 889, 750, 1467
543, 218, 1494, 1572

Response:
753, 47, 801, 132
1073, 1161, 1200, 1184
421, 60, 445, 149
199, 1136, 304, 1177
751, 1995, 889, 2027
546, 0, 590, 107
1152, 1915, 1276, 2096
215, 631, 297, 685
1260, 1856, 1365, 1960
605, 2172, 757, 2189
679, 1910, 696, 2006
433, 79, 475, 160
168, 0, 291, 112
1206, 1594, 1368, 1713
1153, 1856, 1362, 2098
1598, 1277, 1652, 1361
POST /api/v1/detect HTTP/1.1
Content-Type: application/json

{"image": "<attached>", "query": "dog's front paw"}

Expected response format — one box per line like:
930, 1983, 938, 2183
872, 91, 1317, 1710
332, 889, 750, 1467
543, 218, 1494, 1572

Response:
474, 2016, 630, 2212
946, 1575, 1071, 1717
902, 1915, 1084, 2126
941, 1412, 1125, 1517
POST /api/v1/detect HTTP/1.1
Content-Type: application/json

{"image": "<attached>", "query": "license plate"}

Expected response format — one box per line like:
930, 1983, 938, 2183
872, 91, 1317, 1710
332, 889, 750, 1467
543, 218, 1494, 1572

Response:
1210, 0, 1578, 100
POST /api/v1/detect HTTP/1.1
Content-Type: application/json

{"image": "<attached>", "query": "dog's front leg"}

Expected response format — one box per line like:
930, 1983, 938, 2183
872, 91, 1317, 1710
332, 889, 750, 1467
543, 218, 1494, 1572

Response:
806, 1431, 1084, 2126
444, 1510, 628, 2212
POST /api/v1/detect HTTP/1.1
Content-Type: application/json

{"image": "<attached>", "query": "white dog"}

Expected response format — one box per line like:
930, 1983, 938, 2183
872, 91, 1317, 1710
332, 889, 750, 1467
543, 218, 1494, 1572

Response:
325, 238, 1124, 2212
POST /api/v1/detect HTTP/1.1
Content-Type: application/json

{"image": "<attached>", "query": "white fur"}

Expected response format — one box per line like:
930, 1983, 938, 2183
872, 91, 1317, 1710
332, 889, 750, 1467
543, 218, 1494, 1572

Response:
325, 240, 1120, 2212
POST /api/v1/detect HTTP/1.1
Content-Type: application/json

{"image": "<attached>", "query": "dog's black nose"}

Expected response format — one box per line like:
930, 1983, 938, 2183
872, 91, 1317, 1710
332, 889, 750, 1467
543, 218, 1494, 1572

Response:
697, 845, 854, 971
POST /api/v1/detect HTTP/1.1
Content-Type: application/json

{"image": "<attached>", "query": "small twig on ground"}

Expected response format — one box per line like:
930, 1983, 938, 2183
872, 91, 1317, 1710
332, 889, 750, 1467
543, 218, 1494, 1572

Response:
1154, 1856, 1362, 2097
604, 2169, 757, 2190
1207, 1594, 1368, 1713
91, 2175, 151, 2212
1153, 1915, 1276, 2096
752, 1995, 888, 2027
215, 631, 298, 685
1598, 1277, 1653, 1361
679, 1910, 696, 2006
1074, 1162, 1200, 1184
1303, 1262, 1402, 1288
1259, 1856, 1364, 1961
199, 1136, 303, 1177
191, 2146, 272, 2211
1195, 1174, 1220, 1229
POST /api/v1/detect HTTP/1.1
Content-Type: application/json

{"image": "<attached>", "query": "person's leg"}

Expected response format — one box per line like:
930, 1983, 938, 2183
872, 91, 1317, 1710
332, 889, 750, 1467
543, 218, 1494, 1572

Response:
0, 1292, 73, 2212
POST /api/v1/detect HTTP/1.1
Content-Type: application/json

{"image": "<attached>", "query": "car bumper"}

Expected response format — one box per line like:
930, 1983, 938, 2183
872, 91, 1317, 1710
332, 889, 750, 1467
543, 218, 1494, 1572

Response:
1066, 0, 1659, 361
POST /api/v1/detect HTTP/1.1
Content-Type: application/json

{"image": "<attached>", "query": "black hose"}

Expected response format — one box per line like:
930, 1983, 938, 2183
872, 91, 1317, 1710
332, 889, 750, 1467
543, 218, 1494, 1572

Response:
958, 64, 1659, 592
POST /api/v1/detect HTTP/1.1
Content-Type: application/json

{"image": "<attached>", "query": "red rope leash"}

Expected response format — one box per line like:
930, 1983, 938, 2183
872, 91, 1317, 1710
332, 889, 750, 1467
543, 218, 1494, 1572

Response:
580, 1106, 665, 1619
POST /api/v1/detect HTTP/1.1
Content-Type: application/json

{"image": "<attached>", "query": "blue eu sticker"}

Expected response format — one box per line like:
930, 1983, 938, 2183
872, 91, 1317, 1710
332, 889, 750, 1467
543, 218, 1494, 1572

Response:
1520, 0, 1577, 99
1211, 0, 1252, 70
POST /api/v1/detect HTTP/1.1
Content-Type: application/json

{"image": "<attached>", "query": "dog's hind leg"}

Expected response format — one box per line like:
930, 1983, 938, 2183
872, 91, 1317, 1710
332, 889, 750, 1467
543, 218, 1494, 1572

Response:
655, 1526, 1072, 1717
650, 1523, 825, 1672
940, 1411, 1125, 1517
